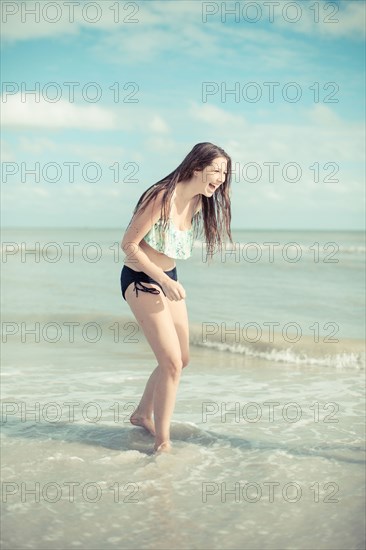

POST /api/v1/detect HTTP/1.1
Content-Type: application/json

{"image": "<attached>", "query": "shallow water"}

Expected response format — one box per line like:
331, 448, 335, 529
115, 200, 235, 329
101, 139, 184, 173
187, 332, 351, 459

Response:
1, 339, 365, 550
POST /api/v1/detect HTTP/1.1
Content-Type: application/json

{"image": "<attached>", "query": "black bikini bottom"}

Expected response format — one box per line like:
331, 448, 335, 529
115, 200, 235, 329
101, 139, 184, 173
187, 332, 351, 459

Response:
120, 264, 178, 301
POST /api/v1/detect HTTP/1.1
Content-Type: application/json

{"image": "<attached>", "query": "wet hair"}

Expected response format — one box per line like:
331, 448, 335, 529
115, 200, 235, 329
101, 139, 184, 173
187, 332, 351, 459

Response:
128, 142, 233, 262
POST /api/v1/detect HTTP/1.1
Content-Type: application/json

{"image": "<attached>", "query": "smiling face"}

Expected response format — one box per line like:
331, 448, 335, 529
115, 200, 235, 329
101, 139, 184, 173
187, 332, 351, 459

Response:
196, 156, 228, 197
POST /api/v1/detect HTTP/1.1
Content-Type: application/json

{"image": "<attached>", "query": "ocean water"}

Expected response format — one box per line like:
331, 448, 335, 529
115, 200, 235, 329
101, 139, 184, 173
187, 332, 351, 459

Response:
1, 228, 365, 549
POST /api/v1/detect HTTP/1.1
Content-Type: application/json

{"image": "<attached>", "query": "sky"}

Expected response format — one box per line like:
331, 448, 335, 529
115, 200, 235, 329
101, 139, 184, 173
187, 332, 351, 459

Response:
1, 0, 365, 230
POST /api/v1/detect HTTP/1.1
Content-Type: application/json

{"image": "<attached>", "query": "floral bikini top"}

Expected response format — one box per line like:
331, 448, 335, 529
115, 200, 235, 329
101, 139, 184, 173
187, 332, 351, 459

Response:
143, 189, 195, 260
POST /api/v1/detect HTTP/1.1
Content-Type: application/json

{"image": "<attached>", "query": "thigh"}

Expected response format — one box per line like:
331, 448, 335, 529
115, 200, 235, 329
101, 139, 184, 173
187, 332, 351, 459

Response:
124, 282, 182, 367
165, 296, 190, 367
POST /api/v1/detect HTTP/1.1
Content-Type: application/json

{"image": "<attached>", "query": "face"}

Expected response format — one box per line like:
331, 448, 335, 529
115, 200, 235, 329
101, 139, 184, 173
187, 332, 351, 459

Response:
196, 156, 228, 197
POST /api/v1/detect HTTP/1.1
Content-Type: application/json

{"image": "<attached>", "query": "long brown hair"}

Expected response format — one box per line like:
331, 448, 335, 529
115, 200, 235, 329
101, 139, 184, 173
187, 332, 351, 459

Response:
128, 142, 233, 262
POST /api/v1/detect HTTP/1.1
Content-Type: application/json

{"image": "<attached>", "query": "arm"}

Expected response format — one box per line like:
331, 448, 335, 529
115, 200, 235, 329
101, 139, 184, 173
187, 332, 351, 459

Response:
120, 189, 169, 285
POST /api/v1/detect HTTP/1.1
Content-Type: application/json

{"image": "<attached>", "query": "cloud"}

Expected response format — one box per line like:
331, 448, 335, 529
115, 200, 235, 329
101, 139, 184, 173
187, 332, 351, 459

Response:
1, 91, 173, 135
189, 102, 364, 164
32, 186, 50, 198
187, 100, 364, 221
282, 1, 366, 40
1, 0, 114, 42
189, 102, 248, 130
262, 188, 283, 202
19, 137, 58, 154
0, 182, 134, 227
1, 94, 117, 129
149, 115, 170, 134
18, 137, 128, 167
1, 0, 203, 45
308, 104, 343, 126
0, 139, 16, 161
2, 0, 364, 50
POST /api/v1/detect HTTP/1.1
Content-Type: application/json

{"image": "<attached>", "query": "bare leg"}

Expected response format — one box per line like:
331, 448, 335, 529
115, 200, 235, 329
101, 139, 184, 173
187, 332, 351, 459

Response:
130, 366, 158, 435
124, 281, 187, 454
153, 361, 182, 452
130, 361, 182, 450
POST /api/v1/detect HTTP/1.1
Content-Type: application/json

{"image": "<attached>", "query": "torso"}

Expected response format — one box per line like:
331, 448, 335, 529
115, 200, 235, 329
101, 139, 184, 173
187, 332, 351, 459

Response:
124, 239, 177, 271
124, 190, 201, 272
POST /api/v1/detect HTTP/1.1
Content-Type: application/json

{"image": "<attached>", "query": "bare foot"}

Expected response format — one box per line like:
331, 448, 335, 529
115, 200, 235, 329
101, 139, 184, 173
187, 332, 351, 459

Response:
130, 412, 155, 436
153, 441, 172, 454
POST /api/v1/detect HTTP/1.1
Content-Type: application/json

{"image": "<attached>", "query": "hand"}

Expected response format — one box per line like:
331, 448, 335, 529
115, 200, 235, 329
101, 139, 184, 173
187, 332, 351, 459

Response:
159, 276, 186, 301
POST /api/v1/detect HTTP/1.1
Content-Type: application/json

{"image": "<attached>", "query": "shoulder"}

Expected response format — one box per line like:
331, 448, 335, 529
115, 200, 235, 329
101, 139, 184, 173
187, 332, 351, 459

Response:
133, 185, 165, 226
137, 186, 166, 216
144, 185, 165, 204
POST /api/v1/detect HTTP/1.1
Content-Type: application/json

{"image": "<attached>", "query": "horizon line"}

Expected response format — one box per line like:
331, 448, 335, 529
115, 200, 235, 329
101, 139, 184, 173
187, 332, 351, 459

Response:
1, 226, 364, 232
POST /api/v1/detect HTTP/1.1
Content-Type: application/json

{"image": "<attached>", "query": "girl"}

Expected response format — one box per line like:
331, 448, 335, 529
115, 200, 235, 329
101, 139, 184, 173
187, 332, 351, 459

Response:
120, 142, 233, 453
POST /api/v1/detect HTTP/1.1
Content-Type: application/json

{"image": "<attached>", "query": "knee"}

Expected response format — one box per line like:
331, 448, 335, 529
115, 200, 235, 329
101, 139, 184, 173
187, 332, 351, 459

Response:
182, 355, 190, 369
162, 357, 183, 379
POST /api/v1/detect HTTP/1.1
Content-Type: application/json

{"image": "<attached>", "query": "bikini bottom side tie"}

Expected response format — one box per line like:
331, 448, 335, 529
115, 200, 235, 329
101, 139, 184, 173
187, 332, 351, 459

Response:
133, 280, 161, 298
